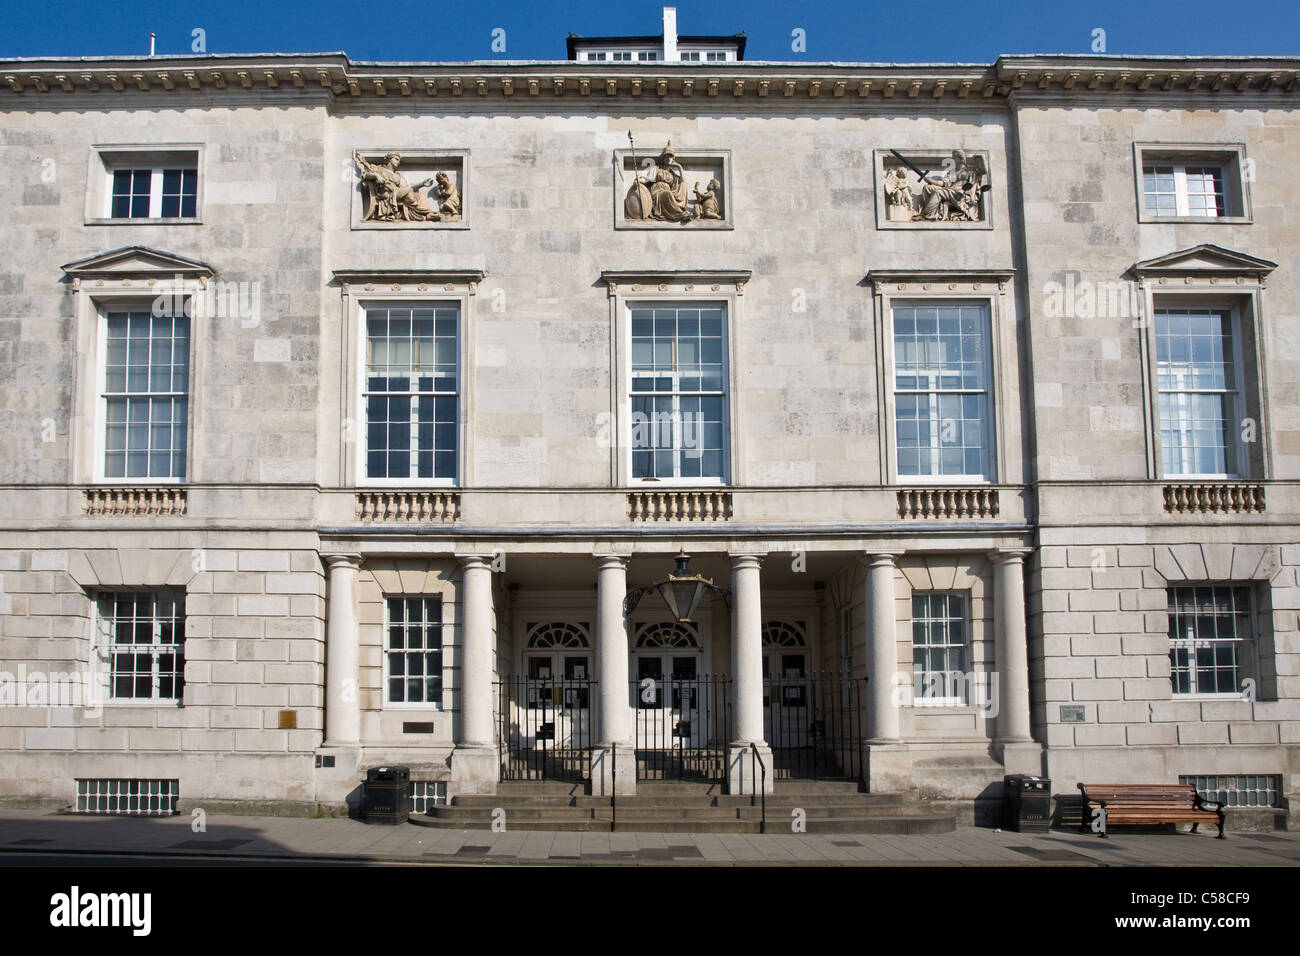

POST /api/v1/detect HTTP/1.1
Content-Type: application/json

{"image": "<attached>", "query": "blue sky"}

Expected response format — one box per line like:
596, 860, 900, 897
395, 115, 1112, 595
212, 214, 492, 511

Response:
1, 0, 1296, 62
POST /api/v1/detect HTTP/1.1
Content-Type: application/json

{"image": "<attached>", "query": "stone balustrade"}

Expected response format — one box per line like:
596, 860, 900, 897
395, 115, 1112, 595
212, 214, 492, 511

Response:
626, 490, 733, 522
83, 487, 187, 517
355, 491, 461, 522
1163, 483, 1265, 515
896, 487, 1000, 519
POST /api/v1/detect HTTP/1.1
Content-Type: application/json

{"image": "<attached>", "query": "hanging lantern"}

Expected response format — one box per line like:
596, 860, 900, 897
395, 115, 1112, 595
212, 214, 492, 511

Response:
623, 551, 731, 622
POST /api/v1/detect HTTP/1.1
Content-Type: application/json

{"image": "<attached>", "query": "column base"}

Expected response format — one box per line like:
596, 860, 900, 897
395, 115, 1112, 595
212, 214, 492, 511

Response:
994, 739, 1044, 776
590, 746, 637, 796
450, 745, 499, 795
863, 742, 912, 793
727, 744, 775, 795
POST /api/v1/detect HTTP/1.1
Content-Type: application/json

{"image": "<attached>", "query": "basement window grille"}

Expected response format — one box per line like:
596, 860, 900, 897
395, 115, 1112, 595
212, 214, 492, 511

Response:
75, 778, 179, 816
1180, 774, 1281, 808
410, 781, 447, 814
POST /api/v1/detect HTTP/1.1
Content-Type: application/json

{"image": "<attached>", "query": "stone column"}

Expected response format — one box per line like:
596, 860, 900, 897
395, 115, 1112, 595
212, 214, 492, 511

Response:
452, 555, 498, 792
862, 552, 909, 792
865, 552, 902, 743
323, 554, 363, 748
991, 549, 1041, 774
592, 553, 635, 795
728, 553, 772, 794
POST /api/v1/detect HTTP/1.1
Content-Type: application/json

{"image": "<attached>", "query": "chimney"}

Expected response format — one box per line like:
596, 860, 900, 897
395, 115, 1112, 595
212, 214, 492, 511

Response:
662, 6, 678, 62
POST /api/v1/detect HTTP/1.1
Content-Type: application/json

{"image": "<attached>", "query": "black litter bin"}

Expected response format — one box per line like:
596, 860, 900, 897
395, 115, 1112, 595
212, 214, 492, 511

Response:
1003, 774, 1051, 832
364, 766, 412, 825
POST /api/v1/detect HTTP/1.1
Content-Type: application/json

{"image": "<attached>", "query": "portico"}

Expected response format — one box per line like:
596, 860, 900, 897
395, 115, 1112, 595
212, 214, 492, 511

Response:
316, 540, 1041, 804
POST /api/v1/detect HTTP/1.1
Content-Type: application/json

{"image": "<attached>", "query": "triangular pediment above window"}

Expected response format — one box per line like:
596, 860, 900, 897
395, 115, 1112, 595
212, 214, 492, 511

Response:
1131, 244, 1277, 281
60, 246, 214, 280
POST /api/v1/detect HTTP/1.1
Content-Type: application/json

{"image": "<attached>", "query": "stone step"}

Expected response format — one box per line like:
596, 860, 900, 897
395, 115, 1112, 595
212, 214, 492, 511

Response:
432, 805, 597, 821
600, 805, 937, 821
409, 813, 956, 835
717, 792, 901, 808
773, 780, 863, 794
633, 782, 727, 796
567, 793, 902, 810
453, 791, 898, 810
429, 803, 952, 824
410, 815, 612, 832
491, 782, 585, 797
455, 795, 580, 807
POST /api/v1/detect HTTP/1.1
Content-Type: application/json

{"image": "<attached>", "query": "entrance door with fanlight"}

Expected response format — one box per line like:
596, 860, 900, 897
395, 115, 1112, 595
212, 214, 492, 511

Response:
632, 622, 705, 750
511, 622, 593, 776
762, 621, 812, 749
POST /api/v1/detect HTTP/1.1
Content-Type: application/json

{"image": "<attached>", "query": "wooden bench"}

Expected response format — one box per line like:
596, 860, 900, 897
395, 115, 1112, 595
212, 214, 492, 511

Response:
1078, 783, 1225, 839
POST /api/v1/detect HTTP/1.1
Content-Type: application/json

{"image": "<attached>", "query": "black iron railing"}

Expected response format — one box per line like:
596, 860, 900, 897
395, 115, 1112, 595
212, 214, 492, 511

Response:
496, 672, 866, 788
763, 673, 867, 782
631, 674, 730, 782
497, 676, 597, 782
750, 743, 767, 833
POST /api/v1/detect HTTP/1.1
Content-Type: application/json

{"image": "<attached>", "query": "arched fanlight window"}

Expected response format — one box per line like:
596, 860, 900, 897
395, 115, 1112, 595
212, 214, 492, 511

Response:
761, 621, 807, 648
635, 621, 699, 649
526, 622, 590, 649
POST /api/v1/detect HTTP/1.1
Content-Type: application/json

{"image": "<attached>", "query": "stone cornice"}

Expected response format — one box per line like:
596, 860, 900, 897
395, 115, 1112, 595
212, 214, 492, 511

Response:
866, 269, 1016, 294
1, 53, 1294, 104
600, 270, 752, 297
333, 269, 486, 294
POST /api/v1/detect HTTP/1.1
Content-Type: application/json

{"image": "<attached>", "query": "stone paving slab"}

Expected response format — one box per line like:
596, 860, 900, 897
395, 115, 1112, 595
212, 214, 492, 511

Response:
0, 810, 1297, 867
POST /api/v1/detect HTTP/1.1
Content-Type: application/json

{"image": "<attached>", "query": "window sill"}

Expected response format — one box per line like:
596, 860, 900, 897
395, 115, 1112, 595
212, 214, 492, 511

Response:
383, 704, 444, 711
85, 217, 203, 226
895, 477, 994, 485
92, 479, 187, 485
100, 699, 185, 708
629, 480, 728, 487
1138, 215, 1251, 225
358, 481, 459, 488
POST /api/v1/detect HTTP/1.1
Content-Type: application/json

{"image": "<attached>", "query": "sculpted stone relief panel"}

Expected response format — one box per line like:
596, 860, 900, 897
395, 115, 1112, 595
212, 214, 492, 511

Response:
352, 150, 467, 228
616, 142, 731, 228
876, 149, 992, 229
342, 143, 996, 232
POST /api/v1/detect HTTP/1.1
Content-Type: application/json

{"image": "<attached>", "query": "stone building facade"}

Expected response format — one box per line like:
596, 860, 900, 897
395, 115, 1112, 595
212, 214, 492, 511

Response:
0, 31, 1296, 825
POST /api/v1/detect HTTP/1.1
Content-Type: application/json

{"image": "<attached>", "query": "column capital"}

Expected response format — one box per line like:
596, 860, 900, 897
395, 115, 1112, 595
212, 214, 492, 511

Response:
859, 551, 903, 569
457, 554, 495, 571
593, 553, 630, 570
989, 548, 1033, 565
323, 553, 363, 571
729, 552, 764, 570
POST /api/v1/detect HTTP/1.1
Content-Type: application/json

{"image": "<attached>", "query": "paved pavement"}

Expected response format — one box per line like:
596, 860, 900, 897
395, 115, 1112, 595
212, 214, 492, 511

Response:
1, 810, 1298, 866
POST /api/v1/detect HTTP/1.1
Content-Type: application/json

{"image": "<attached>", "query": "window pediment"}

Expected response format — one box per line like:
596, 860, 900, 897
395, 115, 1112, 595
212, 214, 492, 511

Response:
61, 246, 215, 287
1131, 244, 1277, 286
